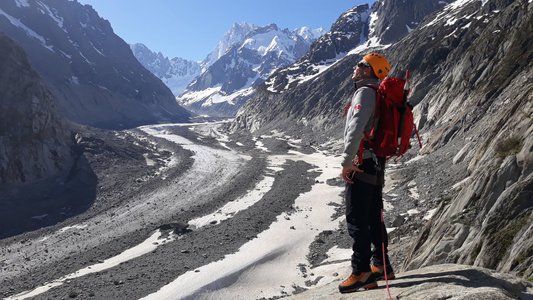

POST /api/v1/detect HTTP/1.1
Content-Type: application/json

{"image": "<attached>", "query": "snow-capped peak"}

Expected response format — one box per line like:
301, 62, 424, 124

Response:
202, 22, 259, 70
177, 23, 323, 117
294, 26, 326, 41
130, 43, 201, 96
240, 27, 298, 60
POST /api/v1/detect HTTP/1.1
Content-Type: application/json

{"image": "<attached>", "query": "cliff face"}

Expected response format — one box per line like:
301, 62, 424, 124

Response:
394, 0, 533, 277
0, 0, 191, 129
0, 33, 72, 184
370, 0, 451, 44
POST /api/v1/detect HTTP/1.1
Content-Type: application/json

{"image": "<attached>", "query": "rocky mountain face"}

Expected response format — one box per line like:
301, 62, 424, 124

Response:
130, 43, 201, 96
231, 0, 532, 279
0, 0, 191, 129
392, 0, 533, 277
176, 23, 325, 117
262, 4, 372, 94
260, 1, 450, 95
369, 0, 452, 45
0, 33, 98, 238
0, 33, 72, 184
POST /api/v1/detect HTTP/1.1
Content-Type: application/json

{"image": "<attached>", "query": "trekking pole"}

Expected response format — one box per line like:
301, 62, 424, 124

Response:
381, 208, 393, 300
397, 70, 411, 153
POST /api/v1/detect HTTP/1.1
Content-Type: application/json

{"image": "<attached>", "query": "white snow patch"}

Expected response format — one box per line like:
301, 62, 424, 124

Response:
255, 140, 269, 152
423, 0, 477, 28
423, 208, 438, 220
30, 214, 48, 220
409, 186, 420, 200
200, 87, 255, 107
407, 208, 420, 216
7, 230, 175, 300
68, 76, 79, 85
240, 29, 299, 61
78, 51, 94, 65
89, 41, 104, 56
462, 22, 472, 29
405, 154, 425, 164
143, 153, 156, 166
189, 174, 276, 229
58, 224, 88, 233
139, 123, 244, 180
178, 86, 222, 106
14, 0, 30, 7
368, 10, 379, 37
322, 245, 352, 264
0, 8, 54, 52
452, 176, 471, 190
36, 1, 64, 30
141, 150, 345, 300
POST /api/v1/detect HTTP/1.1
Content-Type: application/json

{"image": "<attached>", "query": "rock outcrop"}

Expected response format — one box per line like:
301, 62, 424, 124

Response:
391, 0, 533, 278
0, 33, 97, 238
287, 264, 532, 300
0, 33, 72, 184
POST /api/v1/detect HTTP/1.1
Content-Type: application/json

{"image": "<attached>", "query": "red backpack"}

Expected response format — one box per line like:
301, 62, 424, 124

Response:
359, 73, 422, 161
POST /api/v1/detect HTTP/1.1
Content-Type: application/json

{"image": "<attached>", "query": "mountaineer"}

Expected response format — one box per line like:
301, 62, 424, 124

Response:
338, 53, 396, 293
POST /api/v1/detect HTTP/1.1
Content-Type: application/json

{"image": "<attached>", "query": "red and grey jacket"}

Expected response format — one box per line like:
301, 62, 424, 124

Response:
341, 78, 380, 168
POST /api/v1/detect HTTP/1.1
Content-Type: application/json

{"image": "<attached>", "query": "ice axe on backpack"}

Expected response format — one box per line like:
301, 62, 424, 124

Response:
399, 70, 423, 152
398, 70, 410, 151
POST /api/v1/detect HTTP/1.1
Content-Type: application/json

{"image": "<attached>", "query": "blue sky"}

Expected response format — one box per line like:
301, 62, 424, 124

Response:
78, 0, 371, 61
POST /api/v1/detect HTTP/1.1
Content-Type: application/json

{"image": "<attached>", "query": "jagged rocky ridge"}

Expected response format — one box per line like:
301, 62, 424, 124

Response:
130, 43, 201, 96
201, 22, 260, 71
370, 0, 453, 45
232, 0, 532, 278
263, 4, 372, 94
0, 0, 191, 129
288, 264, 532, 299
176, 23, 324, 117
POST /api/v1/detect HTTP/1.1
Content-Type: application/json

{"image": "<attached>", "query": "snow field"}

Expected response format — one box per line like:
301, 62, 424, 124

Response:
142, 149, 346, 300
7, 231, 175, 300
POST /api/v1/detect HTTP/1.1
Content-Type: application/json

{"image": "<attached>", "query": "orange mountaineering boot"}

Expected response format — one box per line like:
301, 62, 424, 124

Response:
370, 264, 395, 280
338, 272, 378, 293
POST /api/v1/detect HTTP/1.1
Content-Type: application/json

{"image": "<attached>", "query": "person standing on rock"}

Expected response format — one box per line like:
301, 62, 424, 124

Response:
338, 53, 395, 293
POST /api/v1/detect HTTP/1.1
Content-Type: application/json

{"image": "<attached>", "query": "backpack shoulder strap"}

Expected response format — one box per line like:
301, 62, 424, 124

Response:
364, 84, 379, 91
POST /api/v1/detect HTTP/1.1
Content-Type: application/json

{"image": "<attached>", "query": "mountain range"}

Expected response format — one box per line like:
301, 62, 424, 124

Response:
132, 22, 325, 117
130, 43, 201, 96
0, 0, 190, 129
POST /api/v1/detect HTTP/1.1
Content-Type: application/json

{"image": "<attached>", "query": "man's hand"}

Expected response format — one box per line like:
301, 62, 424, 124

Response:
341, 164, 363, 184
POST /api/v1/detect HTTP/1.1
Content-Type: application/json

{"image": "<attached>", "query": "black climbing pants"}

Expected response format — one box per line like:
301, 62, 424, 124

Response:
345, 157, 390, 274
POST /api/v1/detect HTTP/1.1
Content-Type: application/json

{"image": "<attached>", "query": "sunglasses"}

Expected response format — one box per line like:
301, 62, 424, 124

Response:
356, 61, 371, 68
